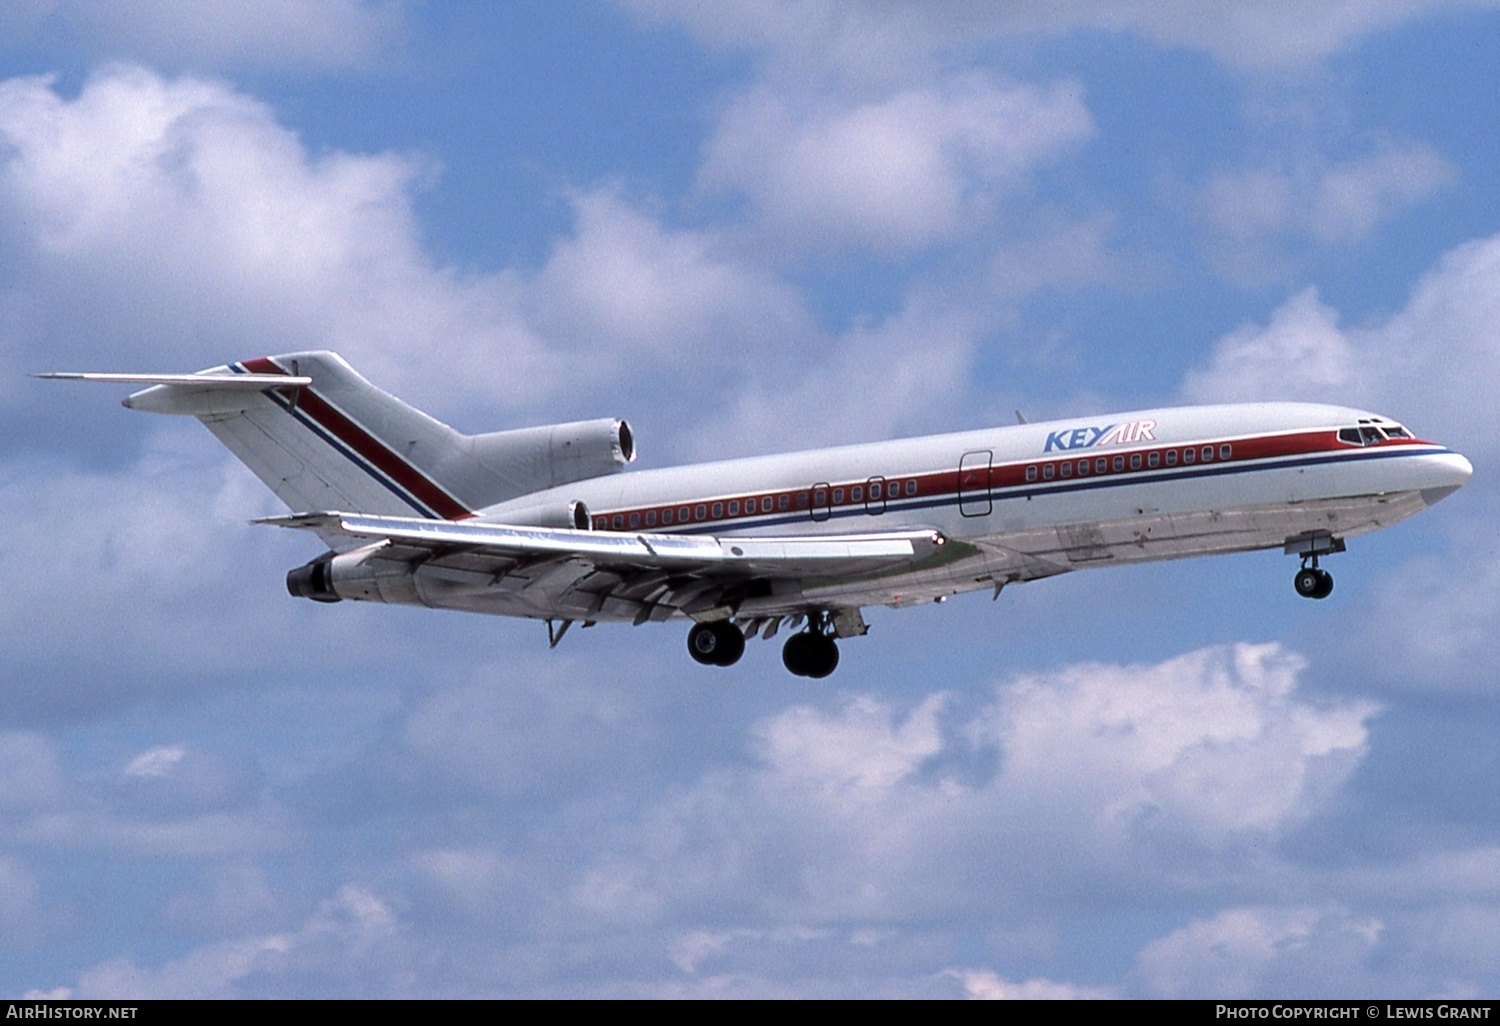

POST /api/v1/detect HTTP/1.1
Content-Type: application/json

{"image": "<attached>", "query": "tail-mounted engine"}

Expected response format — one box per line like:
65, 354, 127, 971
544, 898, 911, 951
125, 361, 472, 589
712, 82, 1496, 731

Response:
465, 418, 635, 503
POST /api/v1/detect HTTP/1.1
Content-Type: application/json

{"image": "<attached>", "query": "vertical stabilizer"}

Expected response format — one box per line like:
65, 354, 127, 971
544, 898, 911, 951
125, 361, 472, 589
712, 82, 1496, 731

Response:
115, 351, 637, 520
196, 353, 476, 518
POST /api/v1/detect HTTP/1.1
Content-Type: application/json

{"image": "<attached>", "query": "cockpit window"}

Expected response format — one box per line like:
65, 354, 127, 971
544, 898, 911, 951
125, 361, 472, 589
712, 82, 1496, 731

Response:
1341, 422, 1413, 445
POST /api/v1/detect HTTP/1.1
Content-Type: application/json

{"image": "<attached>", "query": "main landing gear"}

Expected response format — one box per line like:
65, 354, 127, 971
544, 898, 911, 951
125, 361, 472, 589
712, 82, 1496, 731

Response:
782, 615, 839, 679
685, 613, 842, 677
687, 620, 746, 667
1293, 556, 1334, 599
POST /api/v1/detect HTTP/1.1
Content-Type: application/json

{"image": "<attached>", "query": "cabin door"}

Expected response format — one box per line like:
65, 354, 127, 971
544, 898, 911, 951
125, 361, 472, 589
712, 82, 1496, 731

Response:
958, 450, 992, 517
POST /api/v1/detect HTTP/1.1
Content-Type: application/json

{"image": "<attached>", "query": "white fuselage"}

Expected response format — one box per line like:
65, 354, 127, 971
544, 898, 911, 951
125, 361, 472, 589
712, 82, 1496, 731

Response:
429, 401, 1471, 623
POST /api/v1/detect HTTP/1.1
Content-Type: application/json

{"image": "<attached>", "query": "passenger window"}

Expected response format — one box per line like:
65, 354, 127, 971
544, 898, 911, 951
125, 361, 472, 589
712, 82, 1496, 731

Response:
1077, 459, 1089, 476
1147, 452, 1159, 468
1130, 454, 1142, 470
814, 488, 827, 505
1220, 444, 1232, 460
629, 513, 640, 528
1060, 461, 1072, 478
906, 480, 917, 496
870, 482, 882, 499
1096, 457, 1107, 474
1183, 448, 1195, 464
797, 492, 809, 508
1043, 464, 1055, 480
761, 497, 773, 512
779, 494, 789, 510
612, 514, 624, 529
646, 511, 657, 526
1113, 456, 1124, 471
711, 502, 723, 518
695, 504, 706, 521
1201, 446, 1213, 462
1025, 466, 1037, 482
728, 500, 739, 516
852, 486, 863, 502
832, 489, 844, 503
595, 516, 606, 530
663, 508, 674, 525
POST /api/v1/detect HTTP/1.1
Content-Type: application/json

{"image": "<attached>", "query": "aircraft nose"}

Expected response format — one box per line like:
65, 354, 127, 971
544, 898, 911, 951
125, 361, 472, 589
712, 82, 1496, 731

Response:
1420, 451, 1473, 507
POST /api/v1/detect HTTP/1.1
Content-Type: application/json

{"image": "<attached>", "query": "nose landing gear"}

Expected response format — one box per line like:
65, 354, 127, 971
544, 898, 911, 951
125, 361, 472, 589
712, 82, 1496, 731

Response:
1286, 533, 1341, 600
1294, 558, 1334, 599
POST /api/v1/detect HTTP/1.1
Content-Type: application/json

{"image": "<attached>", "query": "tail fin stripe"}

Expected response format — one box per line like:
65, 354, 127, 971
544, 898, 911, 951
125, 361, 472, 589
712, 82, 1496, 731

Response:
233, 360, 473, 520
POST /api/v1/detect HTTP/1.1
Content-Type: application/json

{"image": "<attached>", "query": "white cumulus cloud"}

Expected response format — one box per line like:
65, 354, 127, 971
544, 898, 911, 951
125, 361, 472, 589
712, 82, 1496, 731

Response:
700, 76, 1092, 255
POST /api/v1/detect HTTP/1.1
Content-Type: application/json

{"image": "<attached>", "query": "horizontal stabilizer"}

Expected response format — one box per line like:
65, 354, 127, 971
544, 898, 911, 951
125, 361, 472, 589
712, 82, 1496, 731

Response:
34, 372, 312, 387
36, 371, 313, 416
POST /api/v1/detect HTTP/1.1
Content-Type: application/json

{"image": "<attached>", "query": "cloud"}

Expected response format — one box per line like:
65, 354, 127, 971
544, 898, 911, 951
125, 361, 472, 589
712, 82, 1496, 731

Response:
981, 643, 1374, 847
1182, 230, 1500, 460
951, 969, 1114, 1000
0, 66, 494, 401
1136, 905, 1384, 997
562, 643, 1374, 931
1181, 288, 1363, 403
700, 297, 980, 455
524, 188, 814, 385
71, 885, 408, 999
1198, 142, 1455, 275
1, 67, 972, 458
699, 76, 1093, 255
625, 0, 1492, 74
0, 1, 403, 72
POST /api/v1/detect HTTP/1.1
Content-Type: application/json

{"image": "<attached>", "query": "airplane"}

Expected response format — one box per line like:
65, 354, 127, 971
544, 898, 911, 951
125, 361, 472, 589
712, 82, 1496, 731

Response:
41, 351, 1472, 677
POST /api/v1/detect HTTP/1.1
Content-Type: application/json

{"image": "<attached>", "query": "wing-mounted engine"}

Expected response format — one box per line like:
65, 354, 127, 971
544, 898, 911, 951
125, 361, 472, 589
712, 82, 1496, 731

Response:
461, 418, 634, 506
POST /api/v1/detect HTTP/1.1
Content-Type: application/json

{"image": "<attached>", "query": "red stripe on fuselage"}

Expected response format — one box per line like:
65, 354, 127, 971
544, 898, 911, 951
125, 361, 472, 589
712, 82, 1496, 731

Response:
591, 427, 1434, 531
241, 357, 473, 521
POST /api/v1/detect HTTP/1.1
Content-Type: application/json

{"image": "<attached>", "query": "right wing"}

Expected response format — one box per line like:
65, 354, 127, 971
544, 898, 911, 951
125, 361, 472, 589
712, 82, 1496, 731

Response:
261, 511, 955, 623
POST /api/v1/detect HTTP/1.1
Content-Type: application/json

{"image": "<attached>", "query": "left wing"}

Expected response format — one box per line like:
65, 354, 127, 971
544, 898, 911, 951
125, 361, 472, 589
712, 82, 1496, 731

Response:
260, 512, 952, 623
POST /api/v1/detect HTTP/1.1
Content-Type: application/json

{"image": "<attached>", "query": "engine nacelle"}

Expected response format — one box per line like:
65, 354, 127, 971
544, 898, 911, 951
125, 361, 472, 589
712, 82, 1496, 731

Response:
286, 544, 417, 605
480, 498, 592, 530
286, 556, 339, 602
464, 417, 635, 504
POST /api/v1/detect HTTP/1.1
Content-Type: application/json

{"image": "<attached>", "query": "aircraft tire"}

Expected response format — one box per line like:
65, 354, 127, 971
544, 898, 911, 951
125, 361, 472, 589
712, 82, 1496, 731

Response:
805, 635, 839, 678
712, 621, 746, 666
1312, 568, 1334, 599
1295, 567, 1334, 599
782, 632, 814, 676
689, 621, 745, 667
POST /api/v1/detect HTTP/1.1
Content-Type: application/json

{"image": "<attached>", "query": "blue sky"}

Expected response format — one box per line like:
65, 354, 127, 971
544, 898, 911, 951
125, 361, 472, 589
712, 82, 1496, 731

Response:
2, 0, 1498, 998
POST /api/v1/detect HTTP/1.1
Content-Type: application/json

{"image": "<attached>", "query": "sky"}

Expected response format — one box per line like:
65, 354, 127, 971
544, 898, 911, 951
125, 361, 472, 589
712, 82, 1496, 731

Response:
1, 0, 1498, 999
